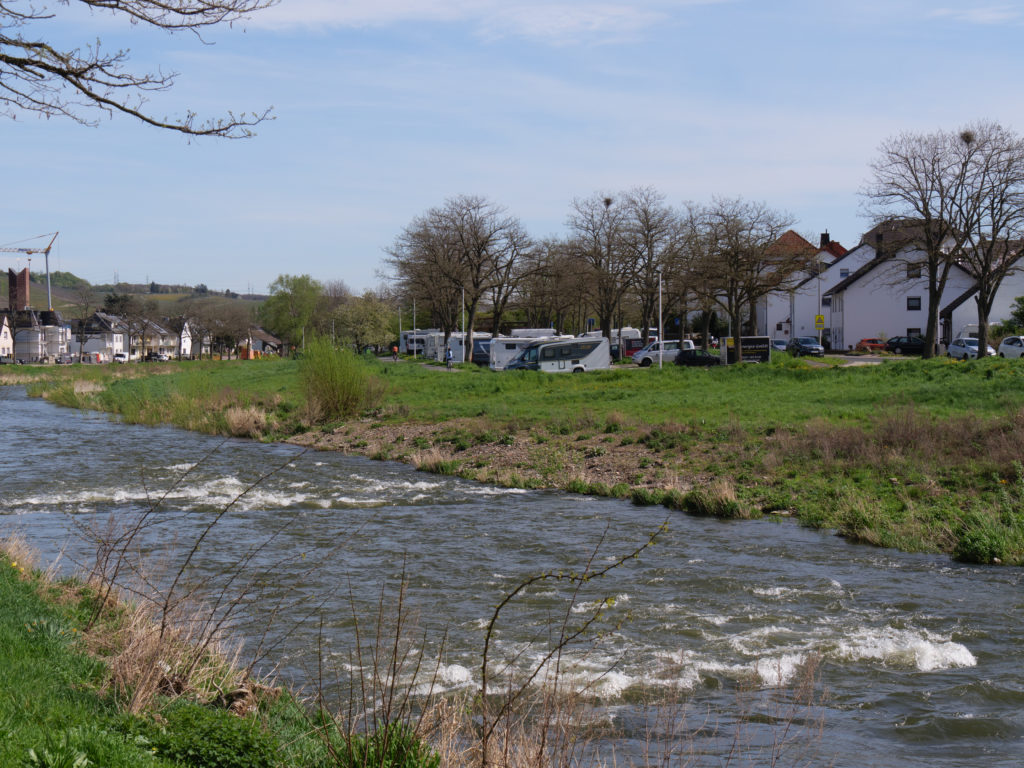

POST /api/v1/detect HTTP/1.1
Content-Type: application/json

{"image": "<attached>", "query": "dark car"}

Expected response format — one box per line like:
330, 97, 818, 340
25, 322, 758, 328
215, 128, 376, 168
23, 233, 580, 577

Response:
674, 348, 724, 367
786, 336, 825, 357
884, 336, 926, 355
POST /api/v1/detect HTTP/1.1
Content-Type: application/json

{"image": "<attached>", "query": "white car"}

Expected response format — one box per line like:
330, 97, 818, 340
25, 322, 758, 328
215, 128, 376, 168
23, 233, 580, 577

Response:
112, 352, 128, 363
633, 339, 693, 367
997, 335, 1024, 358
947, 338, 996, 360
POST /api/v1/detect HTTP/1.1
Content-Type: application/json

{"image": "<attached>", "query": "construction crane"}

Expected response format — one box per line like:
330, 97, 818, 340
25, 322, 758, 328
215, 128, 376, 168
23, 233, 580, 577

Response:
0, 232, 59, 310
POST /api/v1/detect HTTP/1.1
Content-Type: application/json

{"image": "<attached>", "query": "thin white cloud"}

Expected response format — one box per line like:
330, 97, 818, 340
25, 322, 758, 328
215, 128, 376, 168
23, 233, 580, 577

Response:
255, 0, 724, 43
930, 5, 1022, 24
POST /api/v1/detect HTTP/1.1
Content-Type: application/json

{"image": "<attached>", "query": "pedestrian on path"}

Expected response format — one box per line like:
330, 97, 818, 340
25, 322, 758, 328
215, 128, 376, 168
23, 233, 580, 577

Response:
445, 346, 453, 370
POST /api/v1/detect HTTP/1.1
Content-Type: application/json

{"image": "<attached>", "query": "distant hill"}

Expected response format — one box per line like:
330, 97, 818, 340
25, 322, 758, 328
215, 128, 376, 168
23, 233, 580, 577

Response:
2, 271, 265, 312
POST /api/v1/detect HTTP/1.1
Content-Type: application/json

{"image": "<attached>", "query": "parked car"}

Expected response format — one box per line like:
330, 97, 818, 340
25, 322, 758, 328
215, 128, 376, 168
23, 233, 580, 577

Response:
855, 338, 886, 352
634, 339, 692, 367
771, 339, 789, 352
112, 352, 128, 363
674, 348, 724, 367
884, 336, 926, 355
947, 337, 996, 360
997, 335, 1024, 359
55, 353, 75, 364
786, 336, 825, 357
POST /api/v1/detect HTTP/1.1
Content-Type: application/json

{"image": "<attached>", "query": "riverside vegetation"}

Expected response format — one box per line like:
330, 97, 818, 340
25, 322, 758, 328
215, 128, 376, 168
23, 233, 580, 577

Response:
6, 343, 1024, 567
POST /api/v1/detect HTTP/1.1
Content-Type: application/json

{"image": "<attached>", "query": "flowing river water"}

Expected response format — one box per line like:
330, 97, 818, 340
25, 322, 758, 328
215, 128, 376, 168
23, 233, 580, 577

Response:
2, 386, 1022, 766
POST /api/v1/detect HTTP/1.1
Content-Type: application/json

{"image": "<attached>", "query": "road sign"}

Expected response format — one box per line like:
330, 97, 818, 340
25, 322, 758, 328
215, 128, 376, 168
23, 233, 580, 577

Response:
814, 314, 825, 330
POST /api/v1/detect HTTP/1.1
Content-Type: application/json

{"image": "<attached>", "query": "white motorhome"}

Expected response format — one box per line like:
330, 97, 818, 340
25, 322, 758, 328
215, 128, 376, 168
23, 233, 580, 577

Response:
489, 334, 572, 370
505, 337, 611, 373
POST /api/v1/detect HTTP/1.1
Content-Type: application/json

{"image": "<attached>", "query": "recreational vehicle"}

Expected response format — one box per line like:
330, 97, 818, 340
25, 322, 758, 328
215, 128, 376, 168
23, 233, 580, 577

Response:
489, 334, 572, 370
505, 337, 611, 373
581, 327, 645, 358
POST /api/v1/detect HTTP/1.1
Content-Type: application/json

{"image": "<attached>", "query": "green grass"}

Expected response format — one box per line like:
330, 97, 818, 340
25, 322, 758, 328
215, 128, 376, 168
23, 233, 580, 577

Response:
0, 560, 176, 768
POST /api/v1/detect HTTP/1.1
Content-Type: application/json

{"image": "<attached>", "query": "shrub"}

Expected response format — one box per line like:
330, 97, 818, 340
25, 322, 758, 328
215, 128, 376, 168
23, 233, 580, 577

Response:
631, 488, 665, 506
301, 338, 382, 422
146, 701, 278, 768
679, 480, 755, 519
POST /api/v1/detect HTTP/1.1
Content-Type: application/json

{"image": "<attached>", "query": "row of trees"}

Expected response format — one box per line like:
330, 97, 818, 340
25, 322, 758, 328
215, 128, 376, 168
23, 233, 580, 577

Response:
385, 191, 817, 361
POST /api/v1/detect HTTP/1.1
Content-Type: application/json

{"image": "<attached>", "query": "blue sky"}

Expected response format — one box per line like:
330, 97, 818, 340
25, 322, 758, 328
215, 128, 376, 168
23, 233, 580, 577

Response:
4, 0, 1024, 294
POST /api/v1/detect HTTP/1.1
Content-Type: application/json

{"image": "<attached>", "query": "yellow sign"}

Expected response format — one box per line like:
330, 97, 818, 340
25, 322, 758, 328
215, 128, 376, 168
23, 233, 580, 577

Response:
814, 314, 825, 330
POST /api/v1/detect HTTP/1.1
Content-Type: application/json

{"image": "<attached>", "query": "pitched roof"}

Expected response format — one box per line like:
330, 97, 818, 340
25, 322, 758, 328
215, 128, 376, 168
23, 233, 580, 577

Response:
767, 230, 818, 257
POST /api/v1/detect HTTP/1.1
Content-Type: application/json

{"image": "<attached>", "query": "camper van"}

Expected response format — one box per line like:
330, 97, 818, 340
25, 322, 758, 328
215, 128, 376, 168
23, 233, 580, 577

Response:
489, 334, 572, 370
581, 327, 645, 358
505, 337, 611, 373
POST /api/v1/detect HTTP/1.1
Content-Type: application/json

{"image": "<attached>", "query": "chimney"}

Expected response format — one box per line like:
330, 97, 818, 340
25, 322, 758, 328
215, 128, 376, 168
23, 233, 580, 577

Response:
875, 233, 884, 258
15, 268, 30, 309
7, 268, 30, 310
820, 232, 831, 249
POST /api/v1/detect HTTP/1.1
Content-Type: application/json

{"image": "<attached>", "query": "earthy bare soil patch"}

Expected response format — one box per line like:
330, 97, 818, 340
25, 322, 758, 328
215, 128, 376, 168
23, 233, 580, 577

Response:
287, 417, 711, 494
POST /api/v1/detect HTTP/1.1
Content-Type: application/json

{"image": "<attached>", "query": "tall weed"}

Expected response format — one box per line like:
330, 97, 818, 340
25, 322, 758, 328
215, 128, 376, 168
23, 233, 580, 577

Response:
302, 338, 383, 422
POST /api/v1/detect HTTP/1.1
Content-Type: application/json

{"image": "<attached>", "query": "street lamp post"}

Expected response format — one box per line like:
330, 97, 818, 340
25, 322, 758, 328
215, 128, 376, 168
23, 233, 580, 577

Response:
658, 269, 664, 369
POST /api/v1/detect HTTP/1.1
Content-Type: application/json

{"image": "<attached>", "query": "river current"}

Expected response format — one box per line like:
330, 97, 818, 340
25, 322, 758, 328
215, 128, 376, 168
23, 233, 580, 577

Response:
1, 386, 1022, 766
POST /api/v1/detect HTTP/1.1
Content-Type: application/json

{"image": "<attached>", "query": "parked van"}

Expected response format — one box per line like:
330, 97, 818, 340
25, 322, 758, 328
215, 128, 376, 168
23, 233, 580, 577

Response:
505, 337, 611, 373
489, 334, 572, 370
633, 339, 694, 367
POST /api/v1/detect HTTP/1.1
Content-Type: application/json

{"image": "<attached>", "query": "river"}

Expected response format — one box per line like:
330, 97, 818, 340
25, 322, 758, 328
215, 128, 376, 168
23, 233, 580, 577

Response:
1, 386, 1022, 766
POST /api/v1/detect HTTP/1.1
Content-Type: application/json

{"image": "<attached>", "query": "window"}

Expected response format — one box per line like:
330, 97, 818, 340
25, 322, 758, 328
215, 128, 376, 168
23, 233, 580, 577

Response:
907, 263, 922, 279
907, 328, 922, 337
839, 269, 849, 278
907, 297, 922, 311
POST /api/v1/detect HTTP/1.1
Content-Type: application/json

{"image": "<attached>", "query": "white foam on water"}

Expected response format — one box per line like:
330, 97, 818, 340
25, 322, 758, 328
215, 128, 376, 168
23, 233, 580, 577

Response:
753, 653, 806, 686
571, 594, 630, 614
166, 463, 197, 472
833, 626, 977, 671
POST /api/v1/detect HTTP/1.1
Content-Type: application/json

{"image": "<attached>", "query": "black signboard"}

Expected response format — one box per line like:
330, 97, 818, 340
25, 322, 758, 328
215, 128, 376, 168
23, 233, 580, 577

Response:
725, 336, 771, 364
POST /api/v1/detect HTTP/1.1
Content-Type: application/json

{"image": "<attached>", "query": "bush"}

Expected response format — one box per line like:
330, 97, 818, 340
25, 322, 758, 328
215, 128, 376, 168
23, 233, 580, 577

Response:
301, 337, 382, 422
146, 702, 278, 768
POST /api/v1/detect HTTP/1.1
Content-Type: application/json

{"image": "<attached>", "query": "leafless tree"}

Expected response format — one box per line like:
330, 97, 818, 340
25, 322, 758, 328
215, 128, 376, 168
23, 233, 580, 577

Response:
567, 193, 636, 340
688, 198, 802, 361
620, 187, 682, 342
0, 0, 274, 137
386, 213, 463, 351
387, 196, 528, 358
862, 128, 982, 357
952, 122, 1024, 353
514, 237, 587, 333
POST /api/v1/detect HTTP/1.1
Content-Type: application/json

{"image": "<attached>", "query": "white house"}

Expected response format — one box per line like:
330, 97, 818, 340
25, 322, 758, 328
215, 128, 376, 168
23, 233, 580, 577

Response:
72, 311, 127, 362
825, 243, 976, 351
939, 260, 1024, 344
0, 313, 12, 357
759, 232, 849, 341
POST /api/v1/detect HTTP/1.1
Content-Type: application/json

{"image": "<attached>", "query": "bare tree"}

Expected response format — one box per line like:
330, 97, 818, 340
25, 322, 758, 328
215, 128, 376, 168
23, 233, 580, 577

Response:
688, 198, 802, 361
620, 187, 682, 342
567, 193, 636, 340
862, 128, 982, 357
1, 0, 274, 137
952, 122, 1024, 354
386, 213, 462, 351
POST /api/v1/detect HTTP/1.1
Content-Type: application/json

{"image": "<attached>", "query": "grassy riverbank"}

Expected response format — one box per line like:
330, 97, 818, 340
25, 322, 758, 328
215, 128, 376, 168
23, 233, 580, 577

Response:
0, 537, 340, 768
7, 353, 1024, 564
